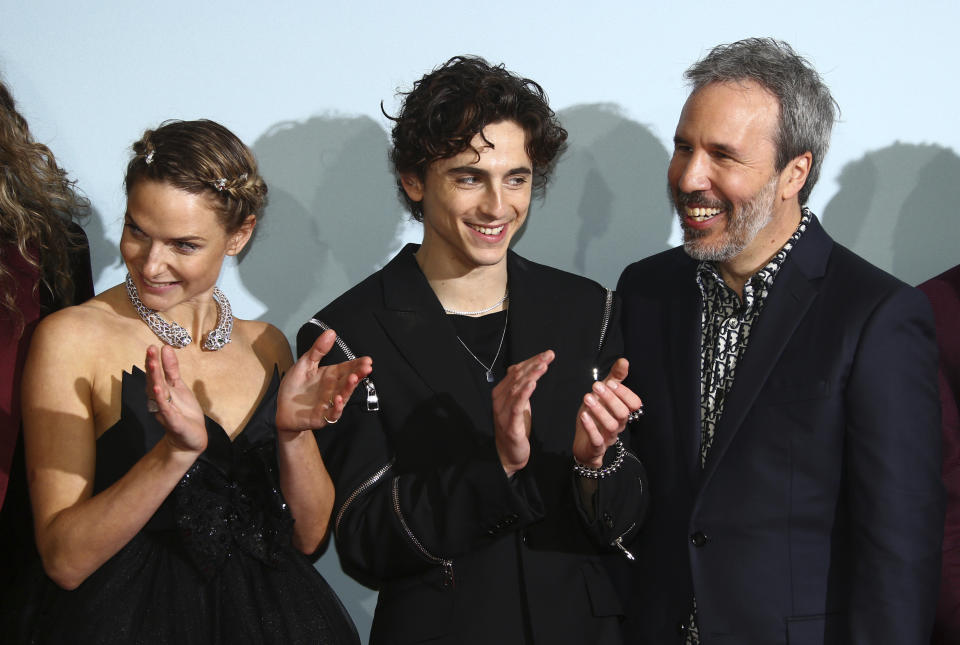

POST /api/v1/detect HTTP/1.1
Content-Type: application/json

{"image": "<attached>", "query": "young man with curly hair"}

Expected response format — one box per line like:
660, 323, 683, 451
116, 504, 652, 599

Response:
299, 56, 647, 645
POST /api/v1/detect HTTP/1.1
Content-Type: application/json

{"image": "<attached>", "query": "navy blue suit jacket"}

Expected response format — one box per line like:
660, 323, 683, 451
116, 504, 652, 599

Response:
616, 216, 944, 644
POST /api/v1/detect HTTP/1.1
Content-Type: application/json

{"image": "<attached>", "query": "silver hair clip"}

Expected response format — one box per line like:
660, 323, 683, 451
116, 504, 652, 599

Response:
145, 151, 155, 165
214, 178, 227, 191
239, 173, 248, 181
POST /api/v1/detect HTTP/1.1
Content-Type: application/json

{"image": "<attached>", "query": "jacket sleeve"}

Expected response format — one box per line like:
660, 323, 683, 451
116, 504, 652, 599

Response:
919, 273, 960, 645
845, 285, 945, 643
933, 366, 960, 645
570, 292, 649, 555
297, 320, 546, 587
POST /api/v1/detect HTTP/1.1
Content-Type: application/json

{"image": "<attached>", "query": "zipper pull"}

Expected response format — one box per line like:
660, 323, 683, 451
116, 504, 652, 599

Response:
442, 561, 455, 588
613, 536, 636, 561
364, 379, 379, 411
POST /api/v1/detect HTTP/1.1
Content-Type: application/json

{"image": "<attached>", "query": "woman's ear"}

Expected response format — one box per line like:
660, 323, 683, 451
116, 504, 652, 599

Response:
226, 215, 256, 256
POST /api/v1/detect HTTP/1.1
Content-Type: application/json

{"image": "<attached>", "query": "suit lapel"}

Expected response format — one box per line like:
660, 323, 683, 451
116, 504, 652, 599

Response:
697, 216, 833, 494
505, 252, 563, 441
374, 244, 494, 434
668, 262, 706, 483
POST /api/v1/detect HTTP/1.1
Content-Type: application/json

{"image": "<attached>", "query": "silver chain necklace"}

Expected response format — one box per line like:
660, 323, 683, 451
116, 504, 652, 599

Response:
125, 273, 233, 350
443, 288, 509, 316
453, 308, 508, 383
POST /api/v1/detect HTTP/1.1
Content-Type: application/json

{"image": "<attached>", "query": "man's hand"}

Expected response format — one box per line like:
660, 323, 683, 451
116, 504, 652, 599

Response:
572, 358, 642, 468
492, 350, 554, 477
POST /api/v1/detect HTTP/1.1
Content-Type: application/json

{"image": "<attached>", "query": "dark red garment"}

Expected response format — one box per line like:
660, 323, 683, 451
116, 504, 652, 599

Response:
0, 228, 93, 605
0, 246, 43, 507
919, 265, 960, 645
0, 228, 93, 507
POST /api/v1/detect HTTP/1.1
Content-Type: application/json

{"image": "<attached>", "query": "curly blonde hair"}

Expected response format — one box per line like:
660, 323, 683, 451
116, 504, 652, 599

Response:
0, 80, 89, 336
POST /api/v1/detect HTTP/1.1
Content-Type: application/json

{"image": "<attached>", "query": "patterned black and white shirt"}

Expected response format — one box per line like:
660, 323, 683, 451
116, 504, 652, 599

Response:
685, 208, 811, 645
696, 209, 811, 467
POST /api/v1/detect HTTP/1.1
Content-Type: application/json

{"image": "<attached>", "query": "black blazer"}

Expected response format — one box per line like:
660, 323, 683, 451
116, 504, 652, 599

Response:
616, 216, 944, 645
298, 245, 647, 645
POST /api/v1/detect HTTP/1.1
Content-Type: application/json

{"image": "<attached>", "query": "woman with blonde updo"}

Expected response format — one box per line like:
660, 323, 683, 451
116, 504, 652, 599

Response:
17, 119, 366, 644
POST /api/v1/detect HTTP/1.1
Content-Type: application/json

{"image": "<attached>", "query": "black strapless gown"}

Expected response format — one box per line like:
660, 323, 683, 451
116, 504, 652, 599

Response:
18, 367, 359, 645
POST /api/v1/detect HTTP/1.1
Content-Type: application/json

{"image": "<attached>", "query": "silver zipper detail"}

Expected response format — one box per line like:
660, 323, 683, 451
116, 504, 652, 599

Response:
593, 288, 614, 381
308, 318, 357, 359
610, 449, 644, 560
361, 379, 379, 410
612, 522, 637, 561
335, 459, 394, 537
307, 318, 379, 411
392, 477, 455, 588
597, 288, 613, 352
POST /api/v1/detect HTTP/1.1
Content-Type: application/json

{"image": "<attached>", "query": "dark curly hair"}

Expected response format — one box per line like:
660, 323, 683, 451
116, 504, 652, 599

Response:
387, 55, 568, 221
124, 119, 267, 235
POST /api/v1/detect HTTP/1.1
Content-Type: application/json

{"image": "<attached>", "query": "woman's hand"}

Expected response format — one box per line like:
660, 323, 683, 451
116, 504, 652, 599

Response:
145, 345, 208, 455
572, 358, 643, 468
276, 329, 374, 433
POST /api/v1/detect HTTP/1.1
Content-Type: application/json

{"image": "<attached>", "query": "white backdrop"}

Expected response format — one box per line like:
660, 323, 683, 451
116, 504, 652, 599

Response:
4, 1, 958, 640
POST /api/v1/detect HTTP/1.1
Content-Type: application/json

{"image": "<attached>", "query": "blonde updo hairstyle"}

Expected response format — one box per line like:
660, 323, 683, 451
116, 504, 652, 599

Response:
124, 119, 267, 235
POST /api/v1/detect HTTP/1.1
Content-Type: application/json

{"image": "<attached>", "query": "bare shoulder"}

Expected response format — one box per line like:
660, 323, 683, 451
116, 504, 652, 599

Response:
28, 286, 133, 390
33, 288, 126, 350
234, 318, 293, 371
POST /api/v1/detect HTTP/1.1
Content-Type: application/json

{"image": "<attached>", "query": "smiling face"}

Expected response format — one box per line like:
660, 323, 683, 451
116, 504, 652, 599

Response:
668, 80, 804, 267
120, 180, 253, 312
674, 171, 778, 263
402, 120, 533, 277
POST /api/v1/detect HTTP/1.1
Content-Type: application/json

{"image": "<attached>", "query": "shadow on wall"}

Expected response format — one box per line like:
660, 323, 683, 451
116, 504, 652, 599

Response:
241, 114, 403, 343
84, 205, 122, 288
513, 103, 672, 288
240, 113, 404, 642
823, 143, 960, 286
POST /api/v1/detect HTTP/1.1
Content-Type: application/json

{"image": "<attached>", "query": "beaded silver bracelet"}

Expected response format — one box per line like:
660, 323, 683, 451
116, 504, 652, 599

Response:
573, 438, 625, 479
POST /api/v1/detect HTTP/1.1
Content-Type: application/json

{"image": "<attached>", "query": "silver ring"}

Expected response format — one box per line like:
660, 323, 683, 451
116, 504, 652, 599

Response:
146, 399, 159, 413
167, 394, 173, 404
322, 414, 339, 425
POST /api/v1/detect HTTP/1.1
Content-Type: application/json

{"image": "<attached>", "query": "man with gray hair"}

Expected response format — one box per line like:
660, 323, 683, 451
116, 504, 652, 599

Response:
617, 38, 944, 644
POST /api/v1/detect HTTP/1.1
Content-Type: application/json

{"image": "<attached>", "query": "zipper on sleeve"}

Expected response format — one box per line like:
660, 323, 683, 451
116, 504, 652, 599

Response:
593, 289, 614, 381
391, 477, 455, 588
612, 522, 637, 561
307, 318, 379, 411
597, 288, 613, 353
609, 449, 644, 560
335, 459, 394, 537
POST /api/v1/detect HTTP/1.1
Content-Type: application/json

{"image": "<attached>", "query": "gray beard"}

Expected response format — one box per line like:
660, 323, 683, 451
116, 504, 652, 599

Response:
679, 176, 778, 262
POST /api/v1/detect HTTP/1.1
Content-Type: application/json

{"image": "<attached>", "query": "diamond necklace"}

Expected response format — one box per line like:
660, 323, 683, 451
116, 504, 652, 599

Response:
443, 288, 509, 316
125, 273, 233, 350
453, 308, 508, 383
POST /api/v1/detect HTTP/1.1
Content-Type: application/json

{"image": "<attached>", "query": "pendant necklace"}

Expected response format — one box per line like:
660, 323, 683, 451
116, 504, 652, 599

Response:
125, 273, 233, 350
454, 308, 508, 383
